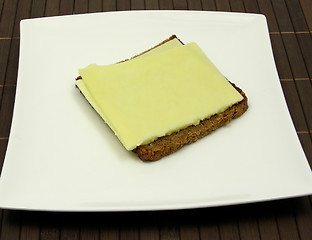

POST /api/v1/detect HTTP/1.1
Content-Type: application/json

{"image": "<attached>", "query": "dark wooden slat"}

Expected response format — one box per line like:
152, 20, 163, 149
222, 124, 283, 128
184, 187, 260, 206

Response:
60, 227, 80, 240
238, 219, 261, 240
12, 0, 32, 38
281, 81, 309, 132
201, 0, 217, 10
0, 140, 6, 237
0, 209, 3, 240
216, 207, 241, 240
0, 40, 11, 86
257, 201, 280, 240
242, 0, 259, 13
198, 209, 221, 240
257, 0, 280, 32
159, 0, 174, 10
0, 87, 2, 111
282, 34, 309, 79
139, 225, 160, 240
30, 0, 46, 18
0, 211, 21, 240
0, 0, 31, 90
187, 0, 202, 10
59, 213, 80, 240
0, 86, 16, 138
199, 221, 220, 240
0, 140, 6, 234
117, 0, 131, 10
145, 0, 159, 10
39, 213, 60, 240
281, 34, 312, 132
89, 0, 103, 12
1, 0, 30, 85
59, 0, 74, 15
258, 216, 280, 240
99, 213, 120, 240
4, 39, 19, 86
292, 197, 312, 240
270, 34, 293, 80
299, 0, 312, 31
74, 0, 88, 14
102, 0, 117, 11
160, 224, 180, 240
131, 0, 145, 10
236, 205, 261, 240
284, 0, 309, 32
160, 210, 204, 240
215, 0, 231, 11
0, 0, 4, 17
294, 80, 312, 131
45, 0, 60, 17
20, 212, 40, 240
180, 224, 200, 240
80, 225, 100, 239
229, 0, 246, 12
270, 0, 294, 32
40, 227, 60, 239
79, 213, 101, 240
0, 0, 18, 37
173, 0, 188, 10
0, 139, 8, 174
297, 34, 312, 79
219, 221, 240, 240
101, 226, 119, 240
119, 226, 139, 240
275, 200, 300, 240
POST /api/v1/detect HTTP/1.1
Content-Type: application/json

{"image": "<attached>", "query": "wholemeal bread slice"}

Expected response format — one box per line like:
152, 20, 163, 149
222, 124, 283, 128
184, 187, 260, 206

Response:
76, 35, 248, 161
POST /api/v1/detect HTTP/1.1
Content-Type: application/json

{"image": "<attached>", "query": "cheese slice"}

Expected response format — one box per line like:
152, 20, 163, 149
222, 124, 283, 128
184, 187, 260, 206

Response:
76, 41, 243, 150
135, 38, 183, 59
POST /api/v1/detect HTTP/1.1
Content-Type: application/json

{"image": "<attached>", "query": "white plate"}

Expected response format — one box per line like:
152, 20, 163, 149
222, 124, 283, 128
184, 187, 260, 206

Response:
1, 10, 312, 211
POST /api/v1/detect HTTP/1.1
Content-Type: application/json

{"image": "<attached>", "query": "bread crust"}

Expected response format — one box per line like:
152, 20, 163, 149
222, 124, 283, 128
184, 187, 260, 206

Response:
133, 83, 248, 161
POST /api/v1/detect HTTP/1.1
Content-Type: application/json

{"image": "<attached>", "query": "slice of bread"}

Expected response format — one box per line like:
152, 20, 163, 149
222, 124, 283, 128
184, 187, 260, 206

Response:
76, 35, 248, 161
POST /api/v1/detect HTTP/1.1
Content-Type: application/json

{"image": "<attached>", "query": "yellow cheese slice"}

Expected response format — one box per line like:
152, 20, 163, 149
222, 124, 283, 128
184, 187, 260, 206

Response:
76, 42, 243, 150
134, 38, 183, 59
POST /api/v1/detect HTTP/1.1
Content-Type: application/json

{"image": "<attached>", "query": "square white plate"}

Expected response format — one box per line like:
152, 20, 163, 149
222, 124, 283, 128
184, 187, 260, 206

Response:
1, 10, 312, 211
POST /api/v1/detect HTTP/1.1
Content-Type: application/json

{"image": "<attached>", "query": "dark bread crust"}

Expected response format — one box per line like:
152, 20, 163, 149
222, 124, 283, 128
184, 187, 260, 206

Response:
132, 83, 248, 161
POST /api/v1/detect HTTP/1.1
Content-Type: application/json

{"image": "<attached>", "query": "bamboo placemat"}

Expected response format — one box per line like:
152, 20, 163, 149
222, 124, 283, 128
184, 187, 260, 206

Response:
0, 0, 311, 239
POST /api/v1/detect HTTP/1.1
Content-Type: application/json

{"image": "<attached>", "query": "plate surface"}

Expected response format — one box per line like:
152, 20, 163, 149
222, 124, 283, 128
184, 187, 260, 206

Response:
1, 10, 312, 211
